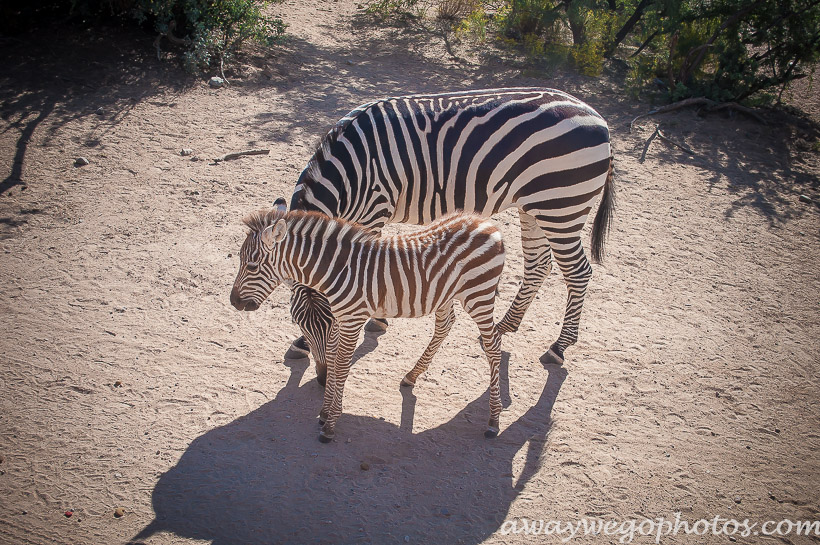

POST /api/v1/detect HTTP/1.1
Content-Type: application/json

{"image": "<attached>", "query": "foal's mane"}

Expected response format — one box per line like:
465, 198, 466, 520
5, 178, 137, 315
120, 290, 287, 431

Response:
242, 210, 380, 244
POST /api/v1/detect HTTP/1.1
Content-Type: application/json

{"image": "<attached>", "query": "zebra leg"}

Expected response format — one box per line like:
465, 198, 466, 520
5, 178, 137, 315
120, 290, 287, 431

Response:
319, 318, 366, 443
401, 302, 456, 387
288, 283, 334, 385
498, 211, 553, 335
462, 296, 503, 438
543, 235, 593, 366
318, 321, 340, 425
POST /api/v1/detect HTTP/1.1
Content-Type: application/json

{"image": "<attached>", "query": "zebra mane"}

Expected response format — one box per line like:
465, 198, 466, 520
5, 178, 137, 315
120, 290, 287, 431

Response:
302, 102, 378, 185
242, 209, 380, 244
242, 209, 286, 233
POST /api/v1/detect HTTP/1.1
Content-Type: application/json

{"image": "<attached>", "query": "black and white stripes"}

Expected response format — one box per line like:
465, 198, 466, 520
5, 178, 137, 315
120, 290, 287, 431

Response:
288, 88, 614, 365
231, 207, 507, 442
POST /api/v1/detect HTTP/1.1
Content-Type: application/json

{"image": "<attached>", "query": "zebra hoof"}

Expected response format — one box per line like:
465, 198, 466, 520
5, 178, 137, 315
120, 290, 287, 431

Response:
400, 376, 415, 388
285, 336, 310, 359
318, 430, 334, 443
484, 426, 499, 438
540, 343, 565, 366
364, 318, 388, 332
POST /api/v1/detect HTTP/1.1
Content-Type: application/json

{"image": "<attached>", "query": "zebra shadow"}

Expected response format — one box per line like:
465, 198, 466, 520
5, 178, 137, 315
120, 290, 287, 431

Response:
132, 356, 565, 545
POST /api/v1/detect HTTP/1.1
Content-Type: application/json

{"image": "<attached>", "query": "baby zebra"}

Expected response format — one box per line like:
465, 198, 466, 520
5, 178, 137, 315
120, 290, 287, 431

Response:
230, 200, 506, 442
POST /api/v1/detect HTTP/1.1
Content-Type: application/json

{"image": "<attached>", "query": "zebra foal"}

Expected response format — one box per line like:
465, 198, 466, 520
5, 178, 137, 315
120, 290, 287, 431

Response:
230, 201, 506, 442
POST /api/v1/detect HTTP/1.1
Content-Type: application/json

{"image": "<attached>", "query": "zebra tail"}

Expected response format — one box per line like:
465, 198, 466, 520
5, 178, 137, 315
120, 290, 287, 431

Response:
589, 155, 615, 264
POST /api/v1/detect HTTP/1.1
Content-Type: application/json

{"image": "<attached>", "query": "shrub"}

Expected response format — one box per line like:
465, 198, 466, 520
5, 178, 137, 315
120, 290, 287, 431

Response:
1, 0, 286, 72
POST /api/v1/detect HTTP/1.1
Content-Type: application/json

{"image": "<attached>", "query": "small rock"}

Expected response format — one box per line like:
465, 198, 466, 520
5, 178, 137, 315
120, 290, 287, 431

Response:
799, 194, 812, 204
190, 156, 200, 162
208, 76, 224, 88
114, 381, 122, 388
775, 428, 780, 433
346, 60, 354, 66
345, 438, 352, 444
114, 472, 122, 478
440, 508, 450, 516
64, 510, 73, 518
96, 107, 104, 115
180, 148, 193, 156
733, 496, 741, 504
360, 462, 370, 471
74, 157, 89, 167
114, 507, 125, 518
404, 536, 410, 542
729, 537, 737, 542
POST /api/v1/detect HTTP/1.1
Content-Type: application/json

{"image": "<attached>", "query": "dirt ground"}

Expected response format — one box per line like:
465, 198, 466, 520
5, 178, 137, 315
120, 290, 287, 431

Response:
1, 2, 819, 544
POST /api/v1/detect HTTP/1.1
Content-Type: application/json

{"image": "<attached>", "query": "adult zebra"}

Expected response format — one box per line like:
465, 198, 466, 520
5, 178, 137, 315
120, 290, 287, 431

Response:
286, 87, 614, 379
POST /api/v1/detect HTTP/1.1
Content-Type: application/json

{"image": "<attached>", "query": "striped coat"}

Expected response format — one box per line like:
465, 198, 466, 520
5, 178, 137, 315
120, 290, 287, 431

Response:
230, 205, 506, 442
288, 88, 614, 370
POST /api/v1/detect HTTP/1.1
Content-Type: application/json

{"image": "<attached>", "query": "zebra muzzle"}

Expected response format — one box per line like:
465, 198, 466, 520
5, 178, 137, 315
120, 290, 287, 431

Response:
230, 289, 260, 311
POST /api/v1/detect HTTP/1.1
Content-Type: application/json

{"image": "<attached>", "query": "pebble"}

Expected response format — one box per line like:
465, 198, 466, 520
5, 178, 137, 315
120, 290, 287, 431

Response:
96, 107, 104, 115
733, 496, 741, 504
64, 510, 73, 517
404, 536, 410, 542
114, 507, 125, 518
798, 194, 812, 204
209, 76, 224, 88
74, 157, 89, 167
114, 381, 122, 388
345, 438, 352, 443
360, 462, 370, 471
180, 148, 193, 156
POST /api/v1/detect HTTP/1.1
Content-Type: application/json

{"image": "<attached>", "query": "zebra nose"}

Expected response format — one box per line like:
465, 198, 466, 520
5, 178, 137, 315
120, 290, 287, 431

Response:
230, 288, 258, 311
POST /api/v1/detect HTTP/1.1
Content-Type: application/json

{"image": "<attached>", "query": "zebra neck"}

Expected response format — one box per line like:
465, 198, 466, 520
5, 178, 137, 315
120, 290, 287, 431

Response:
282, 216, 373, 299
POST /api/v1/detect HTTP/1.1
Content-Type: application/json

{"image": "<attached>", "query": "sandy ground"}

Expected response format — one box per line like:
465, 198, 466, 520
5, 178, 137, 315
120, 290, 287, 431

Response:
1, 2, 819, 544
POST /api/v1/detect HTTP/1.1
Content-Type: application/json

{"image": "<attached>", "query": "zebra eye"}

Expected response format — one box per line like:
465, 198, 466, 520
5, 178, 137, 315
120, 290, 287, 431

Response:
246, 262, 259, 273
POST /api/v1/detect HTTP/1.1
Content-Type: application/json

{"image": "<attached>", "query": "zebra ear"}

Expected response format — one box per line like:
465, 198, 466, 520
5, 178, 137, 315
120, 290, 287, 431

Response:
260, 220, 287, 248
272, 219, 287, 243
273, 198, 287, 213
260, 224, 276, 249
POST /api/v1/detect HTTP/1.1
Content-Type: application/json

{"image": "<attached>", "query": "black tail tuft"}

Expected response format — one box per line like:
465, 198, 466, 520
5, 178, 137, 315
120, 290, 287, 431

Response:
589, 155, 615, 264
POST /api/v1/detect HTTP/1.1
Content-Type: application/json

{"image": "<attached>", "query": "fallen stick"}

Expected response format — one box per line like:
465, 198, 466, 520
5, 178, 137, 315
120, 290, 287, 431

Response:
213, 149, 270, 162
640, 124, 695, 163
656, 128, 695, 155
630, 97, 766, 132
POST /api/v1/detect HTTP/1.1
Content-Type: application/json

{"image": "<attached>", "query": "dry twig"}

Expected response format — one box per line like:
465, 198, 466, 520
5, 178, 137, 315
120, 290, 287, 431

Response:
639, 124, 695, 163
213, 149, 271, 163
630, 97, 767, 132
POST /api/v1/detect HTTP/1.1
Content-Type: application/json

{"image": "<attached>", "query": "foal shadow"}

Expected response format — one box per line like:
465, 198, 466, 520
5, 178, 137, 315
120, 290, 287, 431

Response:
132, 357, 566, 545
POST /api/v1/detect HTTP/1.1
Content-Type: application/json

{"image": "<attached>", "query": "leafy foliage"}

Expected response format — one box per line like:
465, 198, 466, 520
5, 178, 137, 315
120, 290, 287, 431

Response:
1, 0, 286, 72
375, 0, 820, 104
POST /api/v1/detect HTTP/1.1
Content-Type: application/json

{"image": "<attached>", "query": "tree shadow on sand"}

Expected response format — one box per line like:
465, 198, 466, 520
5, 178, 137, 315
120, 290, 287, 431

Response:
132, 353, 565, 544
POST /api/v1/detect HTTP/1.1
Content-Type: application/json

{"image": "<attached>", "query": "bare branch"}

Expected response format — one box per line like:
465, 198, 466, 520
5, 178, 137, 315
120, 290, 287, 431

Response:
213, 149, 271, 163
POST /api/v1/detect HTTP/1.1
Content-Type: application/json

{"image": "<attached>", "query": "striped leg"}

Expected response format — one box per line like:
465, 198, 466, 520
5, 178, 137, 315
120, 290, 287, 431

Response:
401, 302, 456, 387
288, 284, 334, 386
318, 321, 339, 424
319, 317, 367, 443
462, 295, 503, 438
543, 234, 592, 365
498, 211, 553, 335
